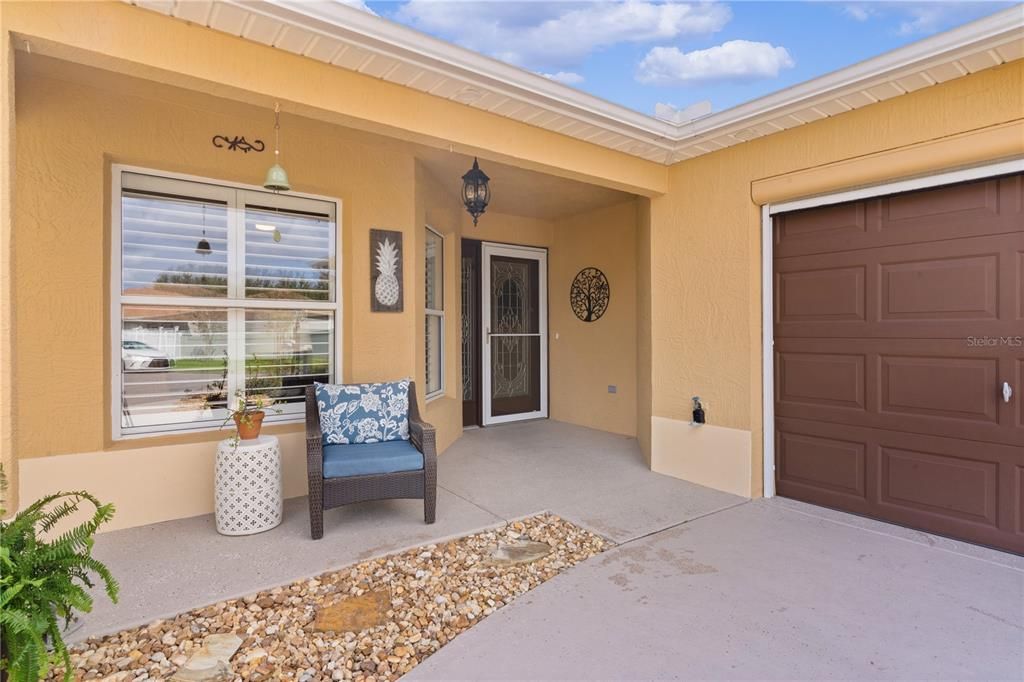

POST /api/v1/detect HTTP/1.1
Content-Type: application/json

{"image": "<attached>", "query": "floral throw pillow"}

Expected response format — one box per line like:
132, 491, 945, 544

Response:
315, 379, 411, 445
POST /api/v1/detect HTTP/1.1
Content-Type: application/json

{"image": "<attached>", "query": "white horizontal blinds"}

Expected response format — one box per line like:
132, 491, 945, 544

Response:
116, 170, 339, 437
120, 305, 229, 430
244, 309, 334, 414
121, 192, 229, 297
244, 203, 335, 302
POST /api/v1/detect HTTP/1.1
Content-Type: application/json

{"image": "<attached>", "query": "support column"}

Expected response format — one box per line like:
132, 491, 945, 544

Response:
1, 14, 18, 515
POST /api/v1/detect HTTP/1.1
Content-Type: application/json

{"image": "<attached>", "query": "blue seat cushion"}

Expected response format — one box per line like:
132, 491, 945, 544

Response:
322, 440, 423, 478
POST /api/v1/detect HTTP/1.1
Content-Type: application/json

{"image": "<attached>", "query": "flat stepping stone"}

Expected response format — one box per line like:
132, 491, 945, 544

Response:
313, 588, 391, 633
170, 633, 242, 681
486, 540, 553, 566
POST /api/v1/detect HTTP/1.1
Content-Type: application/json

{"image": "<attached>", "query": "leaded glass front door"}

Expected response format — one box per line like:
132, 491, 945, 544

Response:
481, 243, 548, 424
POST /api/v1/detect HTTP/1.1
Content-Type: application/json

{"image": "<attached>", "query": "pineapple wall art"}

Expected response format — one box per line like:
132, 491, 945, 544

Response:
370, 229, 404, 312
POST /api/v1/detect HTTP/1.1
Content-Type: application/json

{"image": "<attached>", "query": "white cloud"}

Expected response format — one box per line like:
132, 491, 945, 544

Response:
838, 2, 1007, 36
842, 4, 875, 21
542, 71, 585, 85
336, 0, 377, 15
637, 40, 795, 85
393, 1, 732, 69
896, 5, 948, 35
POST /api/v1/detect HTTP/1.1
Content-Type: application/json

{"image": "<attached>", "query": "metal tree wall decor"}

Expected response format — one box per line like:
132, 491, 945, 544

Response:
570, 267, 610, 322
370, 229, 403, 312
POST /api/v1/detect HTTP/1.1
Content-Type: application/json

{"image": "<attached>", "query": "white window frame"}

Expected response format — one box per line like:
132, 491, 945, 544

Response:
424, 225, 445, 401
110, 164, 343, 440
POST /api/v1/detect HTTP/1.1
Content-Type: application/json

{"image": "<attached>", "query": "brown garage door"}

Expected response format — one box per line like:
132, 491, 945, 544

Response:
774, 173, 1024, 555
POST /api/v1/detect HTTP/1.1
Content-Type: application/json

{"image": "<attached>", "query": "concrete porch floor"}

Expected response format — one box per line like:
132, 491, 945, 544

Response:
76, 421, 1023, 679
77, 420, 744, 643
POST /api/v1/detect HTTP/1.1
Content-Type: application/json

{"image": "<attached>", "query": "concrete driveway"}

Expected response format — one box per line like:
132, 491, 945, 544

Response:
409, 497, 1024, 681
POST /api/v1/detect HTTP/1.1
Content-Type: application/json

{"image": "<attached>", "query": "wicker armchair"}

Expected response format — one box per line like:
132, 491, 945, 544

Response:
305, 383, 437, 539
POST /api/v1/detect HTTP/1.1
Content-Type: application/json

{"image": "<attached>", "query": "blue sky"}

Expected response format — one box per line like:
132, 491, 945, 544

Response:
356, 1, 1015, 119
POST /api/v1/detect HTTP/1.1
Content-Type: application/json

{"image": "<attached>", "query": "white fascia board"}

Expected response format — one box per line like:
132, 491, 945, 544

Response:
244, 0, 678, 150
213, 2, 1022, 161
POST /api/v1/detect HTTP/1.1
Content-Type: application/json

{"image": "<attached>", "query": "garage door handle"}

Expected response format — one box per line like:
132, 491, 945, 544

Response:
1003, 381, 1013, 404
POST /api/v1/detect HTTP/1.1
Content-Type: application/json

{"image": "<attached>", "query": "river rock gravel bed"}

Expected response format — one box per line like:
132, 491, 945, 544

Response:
53, 514, 608, 681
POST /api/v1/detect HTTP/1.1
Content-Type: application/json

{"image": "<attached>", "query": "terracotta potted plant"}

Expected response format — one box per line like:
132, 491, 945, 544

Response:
222, 390, 278, 442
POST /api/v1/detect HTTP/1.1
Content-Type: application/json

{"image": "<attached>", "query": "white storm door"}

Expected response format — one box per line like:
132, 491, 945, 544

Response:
481, 243, 548, 425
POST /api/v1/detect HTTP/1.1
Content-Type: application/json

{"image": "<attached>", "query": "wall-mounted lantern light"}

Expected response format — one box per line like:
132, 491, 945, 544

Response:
461, 157, 490, 226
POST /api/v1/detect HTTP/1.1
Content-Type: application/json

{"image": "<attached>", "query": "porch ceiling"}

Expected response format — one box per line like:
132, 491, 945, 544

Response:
125, 1, 1024, 166
416, 148, 633, 221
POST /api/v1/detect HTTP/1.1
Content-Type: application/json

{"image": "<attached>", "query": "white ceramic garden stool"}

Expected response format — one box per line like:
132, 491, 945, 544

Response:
214, 435, 283, 535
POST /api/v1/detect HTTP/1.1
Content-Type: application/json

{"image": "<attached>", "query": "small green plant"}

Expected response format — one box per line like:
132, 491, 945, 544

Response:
221, 389, 277, 425
219, 355, 283, 445
0, 472, 119, 682
220, 390, 282, 446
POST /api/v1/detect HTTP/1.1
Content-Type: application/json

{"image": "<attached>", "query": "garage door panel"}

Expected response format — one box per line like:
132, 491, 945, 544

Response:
775, 175, 1022, 258
1019, 359, 1024, 429
882, 177, 998, 224
1017, 466, 1024, 535
774, 172, 1023, 555
880, 254, 998, 321
1017, 250, 1024, 320
880, 355, 999, 424
777, 429, 867, 499
776, 352, 865, 409
879, 446, 998, 526
775, 266, 865, 322
776, 232, 1023, 339
774, 201, 871, 256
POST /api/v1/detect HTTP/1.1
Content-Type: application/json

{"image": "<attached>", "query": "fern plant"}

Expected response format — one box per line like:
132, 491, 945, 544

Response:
0, 481, 119, 682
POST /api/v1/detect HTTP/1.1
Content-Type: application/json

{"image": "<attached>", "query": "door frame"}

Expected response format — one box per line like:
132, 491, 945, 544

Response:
760, 157, 1024, 498
481, 241, 549, 425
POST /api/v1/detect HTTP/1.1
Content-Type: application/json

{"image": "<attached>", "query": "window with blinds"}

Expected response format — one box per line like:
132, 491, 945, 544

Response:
425, 226, 444, 398
114, 169, 339, 437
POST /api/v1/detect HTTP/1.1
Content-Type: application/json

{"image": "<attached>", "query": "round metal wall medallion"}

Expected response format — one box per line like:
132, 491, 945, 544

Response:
570, 267, 610, 322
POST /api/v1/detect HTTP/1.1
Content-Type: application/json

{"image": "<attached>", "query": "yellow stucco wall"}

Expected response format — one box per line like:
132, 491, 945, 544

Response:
414, 163, 465, 454
0, 3, 15, 514
649, 59, 1024, 497
550, 200, 638, 436
635, 197, 652, 464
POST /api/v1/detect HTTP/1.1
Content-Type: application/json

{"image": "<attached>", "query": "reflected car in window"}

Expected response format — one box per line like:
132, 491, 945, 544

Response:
121, 340, 174, 370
